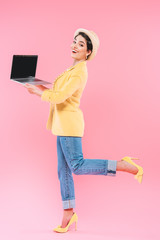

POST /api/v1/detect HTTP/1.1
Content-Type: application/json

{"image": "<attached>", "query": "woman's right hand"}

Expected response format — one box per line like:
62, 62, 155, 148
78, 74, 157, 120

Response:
24, 83, 43, 96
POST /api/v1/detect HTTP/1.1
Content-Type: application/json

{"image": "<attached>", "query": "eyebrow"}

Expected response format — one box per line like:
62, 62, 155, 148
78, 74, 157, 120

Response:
74, 39, 85, 44
79, 41, 85, 44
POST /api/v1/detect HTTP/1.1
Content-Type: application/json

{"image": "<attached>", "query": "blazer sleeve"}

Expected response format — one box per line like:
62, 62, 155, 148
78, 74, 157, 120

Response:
41, 73, 82, 104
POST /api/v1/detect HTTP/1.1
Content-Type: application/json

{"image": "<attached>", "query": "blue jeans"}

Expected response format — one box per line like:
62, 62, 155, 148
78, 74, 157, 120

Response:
57, 136, 117, 209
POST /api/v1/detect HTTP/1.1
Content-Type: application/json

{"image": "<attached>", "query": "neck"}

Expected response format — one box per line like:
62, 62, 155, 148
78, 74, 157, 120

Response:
72, 59, 86, 66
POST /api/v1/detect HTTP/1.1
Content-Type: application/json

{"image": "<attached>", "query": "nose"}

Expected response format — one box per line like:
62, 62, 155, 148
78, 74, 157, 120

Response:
72, 42, 78, 49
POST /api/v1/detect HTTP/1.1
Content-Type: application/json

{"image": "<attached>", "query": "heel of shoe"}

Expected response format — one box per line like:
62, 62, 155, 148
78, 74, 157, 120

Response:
135, 174, 143, 184
134, 167, 143, 184
121, 156, 143, 184
74, 213, 78, 231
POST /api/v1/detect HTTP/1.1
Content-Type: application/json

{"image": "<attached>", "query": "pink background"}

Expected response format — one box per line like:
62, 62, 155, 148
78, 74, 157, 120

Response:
1, 0, 160, 239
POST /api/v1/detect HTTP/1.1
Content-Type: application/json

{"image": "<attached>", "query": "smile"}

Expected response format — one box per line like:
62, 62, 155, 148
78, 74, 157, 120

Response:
72, 50, 78, 53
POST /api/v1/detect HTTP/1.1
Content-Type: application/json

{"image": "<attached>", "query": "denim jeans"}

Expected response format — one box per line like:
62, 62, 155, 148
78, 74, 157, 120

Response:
57, 136, 117, 209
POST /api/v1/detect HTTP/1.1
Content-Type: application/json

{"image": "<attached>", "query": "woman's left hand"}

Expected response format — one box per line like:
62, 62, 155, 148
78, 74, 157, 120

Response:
24, 83, 43, 97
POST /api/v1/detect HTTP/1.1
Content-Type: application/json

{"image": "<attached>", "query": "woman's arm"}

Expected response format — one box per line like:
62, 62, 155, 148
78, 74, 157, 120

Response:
41, 73, 82, 104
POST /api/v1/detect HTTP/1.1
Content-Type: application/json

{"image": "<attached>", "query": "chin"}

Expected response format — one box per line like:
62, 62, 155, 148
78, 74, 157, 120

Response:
71, 55, 78, 60
71, 55, 84, 61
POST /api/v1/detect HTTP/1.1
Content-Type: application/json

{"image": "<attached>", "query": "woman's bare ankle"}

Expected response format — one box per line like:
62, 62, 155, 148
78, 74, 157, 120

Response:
63, 208, 74, 216
116, 160, 138, 174
116, 160, 125, 171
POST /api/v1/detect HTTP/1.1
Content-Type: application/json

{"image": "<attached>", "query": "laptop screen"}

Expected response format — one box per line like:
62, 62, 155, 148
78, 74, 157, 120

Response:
11, 55, 38, 78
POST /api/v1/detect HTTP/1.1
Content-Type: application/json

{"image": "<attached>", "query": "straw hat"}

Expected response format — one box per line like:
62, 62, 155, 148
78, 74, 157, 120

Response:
74, 28, 100, 61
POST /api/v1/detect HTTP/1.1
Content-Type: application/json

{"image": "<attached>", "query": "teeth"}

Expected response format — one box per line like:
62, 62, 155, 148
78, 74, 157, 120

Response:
73, 50, 77, 53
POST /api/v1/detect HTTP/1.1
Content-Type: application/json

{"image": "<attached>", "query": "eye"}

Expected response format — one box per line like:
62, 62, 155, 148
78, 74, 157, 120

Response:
73, 40, 76, 43
80, 44, 84, 47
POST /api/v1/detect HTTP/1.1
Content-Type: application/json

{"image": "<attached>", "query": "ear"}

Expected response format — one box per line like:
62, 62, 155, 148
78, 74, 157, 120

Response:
87, 49, 92, 57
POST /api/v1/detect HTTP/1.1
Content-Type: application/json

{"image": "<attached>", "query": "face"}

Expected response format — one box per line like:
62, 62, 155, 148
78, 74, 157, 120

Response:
70, 34, 91, 61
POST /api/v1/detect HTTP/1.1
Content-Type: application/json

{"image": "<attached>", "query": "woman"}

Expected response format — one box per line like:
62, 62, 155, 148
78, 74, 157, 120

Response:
24, 28, 143, 233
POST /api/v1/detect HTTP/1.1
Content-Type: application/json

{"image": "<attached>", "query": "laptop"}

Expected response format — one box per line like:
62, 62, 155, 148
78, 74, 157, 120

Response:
10, 55, 52, 85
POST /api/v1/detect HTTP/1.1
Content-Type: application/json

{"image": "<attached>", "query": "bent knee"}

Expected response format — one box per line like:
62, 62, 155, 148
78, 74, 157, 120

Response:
72, 168, 81, 175
70, 158, 84, 175
72, 164, 84, 175
71, 164, 83, 175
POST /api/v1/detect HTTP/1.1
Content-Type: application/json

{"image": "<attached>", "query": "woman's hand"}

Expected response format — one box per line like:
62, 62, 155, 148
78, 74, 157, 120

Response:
24, 83, 43, 97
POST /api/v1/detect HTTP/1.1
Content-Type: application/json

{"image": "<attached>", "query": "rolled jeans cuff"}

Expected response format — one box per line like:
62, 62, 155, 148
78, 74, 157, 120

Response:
62, 199, 75, 209
107, 160, 117, 176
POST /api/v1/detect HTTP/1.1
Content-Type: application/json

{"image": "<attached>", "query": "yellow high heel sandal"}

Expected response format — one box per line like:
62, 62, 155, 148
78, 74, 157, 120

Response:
121, 156, 143, 184
53, 212, 78, 233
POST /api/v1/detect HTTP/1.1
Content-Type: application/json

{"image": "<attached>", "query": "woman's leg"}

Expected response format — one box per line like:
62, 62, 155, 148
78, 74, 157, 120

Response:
59, 136, 138, 176
57, 136, 75, 227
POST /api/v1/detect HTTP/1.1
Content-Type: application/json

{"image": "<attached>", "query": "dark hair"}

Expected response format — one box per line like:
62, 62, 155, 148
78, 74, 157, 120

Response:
74, 32, 93, 60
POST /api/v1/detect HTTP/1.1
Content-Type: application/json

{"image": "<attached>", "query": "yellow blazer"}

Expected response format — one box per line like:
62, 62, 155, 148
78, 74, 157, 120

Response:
41, 60, 88, 137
